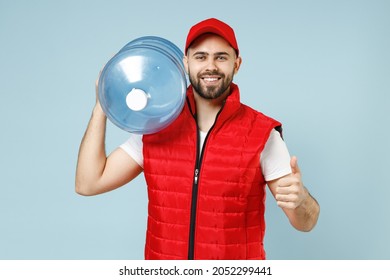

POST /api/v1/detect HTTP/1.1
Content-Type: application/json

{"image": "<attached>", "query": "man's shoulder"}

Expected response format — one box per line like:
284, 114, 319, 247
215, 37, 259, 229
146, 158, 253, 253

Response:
239, 103, 280, 125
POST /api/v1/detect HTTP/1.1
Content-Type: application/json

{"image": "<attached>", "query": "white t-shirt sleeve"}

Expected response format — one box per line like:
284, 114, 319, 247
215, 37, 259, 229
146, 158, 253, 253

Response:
119, 133, 144, 168
260, 129, 292, 181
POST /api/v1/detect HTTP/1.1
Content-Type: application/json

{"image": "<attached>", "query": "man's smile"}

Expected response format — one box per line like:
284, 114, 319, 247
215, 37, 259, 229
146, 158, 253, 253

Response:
201, 75, 221, 84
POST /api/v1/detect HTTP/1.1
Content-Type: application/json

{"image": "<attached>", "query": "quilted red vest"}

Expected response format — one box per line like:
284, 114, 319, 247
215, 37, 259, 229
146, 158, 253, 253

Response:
142, 83, 281, 260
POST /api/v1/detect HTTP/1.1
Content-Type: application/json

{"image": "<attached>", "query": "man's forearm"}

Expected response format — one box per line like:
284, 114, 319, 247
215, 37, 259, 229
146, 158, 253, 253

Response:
288, 188, 320, 232
75, 105, 107, 195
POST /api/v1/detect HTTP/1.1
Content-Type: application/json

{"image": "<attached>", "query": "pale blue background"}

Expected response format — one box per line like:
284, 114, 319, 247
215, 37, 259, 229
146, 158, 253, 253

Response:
1, 0, 389, 259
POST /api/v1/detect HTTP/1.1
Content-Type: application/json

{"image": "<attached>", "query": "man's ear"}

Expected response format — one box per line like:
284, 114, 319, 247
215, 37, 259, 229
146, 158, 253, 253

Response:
183, 56, 189, 74
234, 56, 242, 75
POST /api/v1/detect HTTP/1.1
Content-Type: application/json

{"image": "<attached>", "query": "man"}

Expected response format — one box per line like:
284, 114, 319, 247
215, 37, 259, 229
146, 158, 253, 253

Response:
75, 18, 320, 260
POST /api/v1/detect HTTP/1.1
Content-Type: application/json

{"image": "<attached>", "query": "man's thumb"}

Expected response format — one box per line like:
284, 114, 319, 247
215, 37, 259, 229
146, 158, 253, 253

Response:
290, 156, 301, 175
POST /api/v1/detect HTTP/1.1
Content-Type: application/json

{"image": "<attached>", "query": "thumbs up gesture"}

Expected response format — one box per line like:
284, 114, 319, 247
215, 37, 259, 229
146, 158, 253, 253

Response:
274, 156, 308, 210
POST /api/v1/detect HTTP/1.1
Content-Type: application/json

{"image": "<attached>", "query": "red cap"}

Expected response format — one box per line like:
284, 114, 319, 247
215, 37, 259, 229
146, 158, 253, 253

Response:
185, 18, 239, 56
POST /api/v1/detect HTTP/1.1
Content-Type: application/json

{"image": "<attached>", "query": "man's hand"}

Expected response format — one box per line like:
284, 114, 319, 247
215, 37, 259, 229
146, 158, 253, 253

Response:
267, 156, 320, 231
274, 156, 308, 209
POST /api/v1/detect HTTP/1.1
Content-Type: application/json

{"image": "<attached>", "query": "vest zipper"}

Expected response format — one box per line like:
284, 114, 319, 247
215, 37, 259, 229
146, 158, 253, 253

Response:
188, 129, 201, 260
187, 100, 225, 260
194, 169, 199, 184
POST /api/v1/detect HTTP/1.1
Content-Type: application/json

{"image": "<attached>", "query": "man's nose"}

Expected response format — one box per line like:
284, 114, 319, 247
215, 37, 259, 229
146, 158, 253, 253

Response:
205, 58, 218, 71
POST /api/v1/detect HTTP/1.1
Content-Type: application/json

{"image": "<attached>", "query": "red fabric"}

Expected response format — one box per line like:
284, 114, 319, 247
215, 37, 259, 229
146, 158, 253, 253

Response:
185, 18, 239, 55
142, 83, 281, 259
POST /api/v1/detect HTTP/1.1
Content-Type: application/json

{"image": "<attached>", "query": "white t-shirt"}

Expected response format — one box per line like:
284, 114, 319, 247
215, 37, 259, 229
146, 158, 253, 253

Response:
120, 129, 292, 182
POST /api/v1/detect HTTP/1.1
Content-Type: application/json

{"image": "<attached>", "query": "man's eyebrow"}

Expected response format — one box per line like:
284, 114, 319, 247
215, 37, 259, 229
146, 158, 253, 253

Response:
214, 52, 230, 56
192, 51, 208, 56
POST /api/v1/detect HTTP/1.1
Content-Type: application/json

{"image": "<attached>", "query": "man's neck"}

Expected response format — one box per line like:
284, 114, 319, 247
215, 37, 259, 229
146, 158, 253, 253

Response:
193, 91, 229, 132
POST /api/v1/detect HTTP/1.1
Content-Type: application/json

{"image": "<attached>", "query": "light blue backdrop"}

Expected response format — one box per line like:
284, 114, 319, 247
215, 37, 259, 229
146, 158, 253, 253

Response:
1, 0, 389, 259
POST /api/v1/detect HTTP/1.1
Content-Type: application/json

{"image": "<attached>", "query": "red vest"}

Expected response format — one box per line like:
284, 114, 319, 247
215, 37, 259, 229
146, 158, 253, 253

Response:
142, 83, 281, 259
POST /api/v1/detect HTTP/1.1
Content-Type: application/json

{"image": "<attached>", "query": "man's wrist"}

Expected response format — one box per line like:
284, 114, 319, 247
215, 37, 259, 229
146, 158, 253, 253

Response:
92, 103, 107, 119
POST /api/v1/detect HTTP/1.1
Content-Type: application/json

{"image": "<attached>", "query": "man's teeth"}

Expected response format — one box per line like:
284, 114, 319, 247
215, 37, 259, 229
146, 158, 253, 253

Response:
203, 77, 218, 82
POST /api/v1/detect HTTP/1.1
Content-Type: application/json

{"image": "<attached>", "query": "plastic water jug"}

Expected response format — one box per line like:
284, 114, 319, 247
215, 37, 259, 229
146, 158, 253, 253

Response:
98, 36, 187, 134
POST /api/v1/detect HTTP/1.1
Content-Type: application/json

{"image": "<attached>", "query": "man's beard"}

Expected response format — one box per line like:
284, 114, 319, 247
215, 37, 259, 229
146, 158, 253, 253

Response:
189, 70, 234, 100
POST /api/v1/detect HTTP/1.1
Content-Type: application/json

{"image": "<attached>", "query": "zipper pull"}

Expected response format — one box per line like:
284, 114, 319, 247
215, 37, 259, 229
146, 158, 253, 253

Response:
194, 169, 199, 184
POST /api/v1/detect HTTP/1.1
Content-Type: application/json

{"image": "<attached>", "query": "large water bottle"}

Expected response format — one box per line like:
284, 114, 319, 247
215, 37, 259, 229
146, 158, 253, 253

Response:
98, 36, 187, 134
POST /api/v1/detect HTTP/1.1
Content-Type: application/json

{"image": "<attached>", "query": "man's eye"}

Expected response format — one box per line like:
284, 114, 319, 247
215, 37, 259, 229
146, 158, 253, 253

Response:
217, 56, 227, 61
195, 56, 205, 60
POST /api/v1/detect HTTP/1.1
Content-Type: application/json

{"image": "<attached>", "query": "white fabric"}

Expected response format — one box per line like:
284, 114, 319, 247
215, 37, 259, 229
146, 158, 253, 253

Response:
260, 129, 292, 181
120, 129, 292, 182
